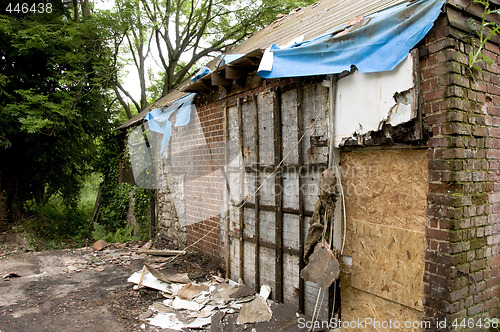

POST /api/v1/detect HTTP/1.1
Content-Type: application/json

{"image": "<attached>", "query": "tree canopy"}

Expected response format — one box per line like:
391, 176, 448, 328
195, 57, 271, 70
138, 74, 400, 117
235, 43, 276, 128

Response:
112, 0, 318, 117
0, 1, 115, 221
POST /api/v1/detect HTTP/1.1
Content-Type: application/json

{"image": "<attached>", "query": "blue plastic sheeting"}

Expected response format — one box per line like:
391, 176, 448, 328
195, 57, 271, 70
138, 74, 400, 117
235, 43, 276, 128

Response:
218, 54, 245, 66
258, 0, 445, 78
144, 93, 196, 153
192, 67, 211, 82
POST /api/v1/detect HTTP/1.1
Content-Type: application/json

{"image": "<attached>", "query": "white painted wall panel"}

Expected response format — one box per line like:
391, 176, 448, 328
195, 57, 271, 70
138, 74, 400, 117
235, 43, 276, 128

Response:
334, 54, 415, 146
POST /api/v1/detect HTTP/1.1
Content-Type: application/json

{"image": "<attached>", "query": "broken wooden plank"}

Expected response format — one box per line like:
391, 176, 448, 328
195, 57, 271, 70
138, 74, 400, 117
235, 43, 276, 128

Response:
137, 249, 186, 256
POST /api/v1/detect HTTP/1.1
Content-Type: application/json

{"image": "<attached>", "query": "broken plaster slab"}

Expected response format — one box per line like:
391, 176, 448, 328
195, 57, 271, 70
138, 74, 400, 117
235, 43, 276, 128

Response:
147, 312, 211, 330
334, 53, 416, 147
236, 296, 273, 325
163, 296, 205, 312
300, 241, 340, 289
127, 270, 170, 293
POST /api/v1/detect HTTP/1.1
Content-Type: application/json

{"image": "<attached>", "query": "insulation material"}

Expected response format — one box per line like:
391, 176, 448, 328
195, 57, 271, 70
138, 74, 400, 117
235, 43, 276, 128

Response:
257, 92, 275, 166
242, 241, 257, 288
341, 150, 427, 311
258, 246, 276, 301
280, 88, 299, 165
334, 54, 416, 147
242, 100, 255, 166
282, 171, 299, 210
301, 84, 329, 165
282, 253, 300, 307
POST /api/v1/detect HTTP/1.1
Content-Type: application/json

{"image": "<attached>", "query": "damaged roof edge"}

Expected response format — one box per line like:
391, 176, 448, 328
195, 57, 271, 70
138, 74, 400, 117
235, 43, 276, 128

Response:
115, 0, 499, 131
114, 80, 191, 131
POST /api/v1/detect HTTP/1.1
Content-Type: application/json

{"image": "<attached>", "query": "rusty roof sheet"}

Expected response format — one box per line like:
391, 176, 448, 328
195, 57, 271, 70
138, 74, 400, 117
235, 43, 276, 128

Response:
227, 0, 409, 55
117, 0, 475, 129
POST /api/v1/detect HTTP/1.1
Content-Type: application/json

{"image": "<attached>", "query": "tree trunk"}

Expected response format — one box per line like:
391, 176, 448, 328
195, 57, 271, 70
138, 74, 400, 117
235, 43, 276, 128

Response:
73, 0, 79, 21
0, 170, 4, 224
80, 0, 90, 18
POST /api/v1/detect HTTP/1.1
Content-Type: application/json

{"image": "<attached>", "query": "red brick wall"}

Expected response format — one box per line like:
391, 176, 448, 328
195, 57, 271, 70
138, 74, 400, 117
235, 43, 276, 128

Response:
421, 11, 500, 327
169, 101, 226, 263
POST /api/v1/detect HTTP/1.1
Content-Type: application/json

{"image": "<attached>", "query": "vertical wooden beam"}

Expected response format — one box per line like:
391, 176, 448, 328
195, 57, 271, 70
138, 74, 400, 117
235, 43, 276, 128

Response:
328, 75, 341, 319
273, 87, 284, 303
237, 98, 245, 282
296, 84, 306, 313
224, 103, 231, 280
253, 94, 261, 292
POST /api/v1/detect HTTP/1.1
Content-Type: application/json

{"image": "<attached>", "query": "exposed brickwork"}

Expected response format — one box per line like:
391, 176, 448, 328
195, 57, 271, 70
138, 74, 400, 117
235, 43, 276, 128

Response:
421, 11, 500, 328
169, 101, 226, 264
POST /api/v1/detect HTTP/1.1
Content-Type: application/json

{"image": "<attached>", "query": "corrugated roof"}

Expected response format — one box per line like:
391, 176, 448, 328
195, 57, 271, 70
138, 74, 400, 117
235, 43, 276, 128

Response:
227, 0, 408, 55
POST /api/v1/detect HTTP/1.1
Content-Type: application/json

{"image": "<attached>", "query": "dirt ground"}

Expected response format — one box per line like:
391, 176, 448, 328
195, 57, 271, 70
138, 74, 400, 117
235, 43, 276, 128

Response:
0, 229, 220, 332
0, 226, 310, 332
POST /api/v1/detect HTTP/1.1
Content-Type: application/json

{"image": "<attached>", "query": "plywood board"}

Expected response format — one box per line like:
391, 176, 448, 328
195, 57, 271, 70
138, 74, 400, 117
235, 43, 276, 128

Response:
346, 222, 425, 310
342, 276, 424, 332
341, 150, 427, 232
341, 150, 427, 310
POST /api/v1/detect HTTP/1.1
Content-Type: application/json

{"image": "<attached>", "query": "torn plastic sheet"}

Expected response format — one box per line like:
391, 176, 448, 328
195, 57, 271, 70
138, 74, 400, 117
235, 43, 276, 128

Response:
257, 0, 445, 78
128, 97, 249, 228
191, 66, 211, 82
144, 93, 196, 153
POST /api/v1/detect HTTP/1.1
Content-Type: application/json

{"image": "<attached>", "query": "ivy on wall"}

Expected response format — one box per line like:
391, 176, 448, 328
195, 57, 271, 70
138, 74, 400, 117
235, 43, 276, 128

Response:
93, 129, 154, 242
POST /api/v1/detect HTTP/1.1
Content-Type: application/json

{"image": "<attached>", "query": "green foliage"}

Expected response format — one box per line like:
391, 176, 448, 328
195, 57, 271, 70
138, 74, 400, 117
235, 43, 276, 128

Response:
133, 187, 153, 240
467, 0, 500, 76
99, 183, 132, 232
0, 7, 117, 221
110, 0, 318, 106
92, 222, 139, 243
22, 199, 92, 246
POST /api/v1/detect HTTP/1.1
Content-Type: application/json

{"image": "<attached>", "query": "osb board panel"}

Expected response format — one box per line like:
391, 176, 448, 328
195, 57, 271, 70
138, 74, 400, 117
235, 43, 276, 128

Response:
341, 150, 428, 232
341, 276, 424, 332
346, 222, 425, 310
341, 150, 427, 311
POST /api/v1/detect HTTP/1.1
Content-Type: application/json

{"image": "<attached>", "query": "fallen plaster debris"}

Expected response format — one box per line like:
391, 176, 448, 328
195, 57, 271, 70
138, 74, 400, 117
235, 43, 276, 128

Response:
300, 241, 340, 289
259, 284, 272, 300
128, 264, 306, 331
145, 264, 190, 284
163, 296, 205, 312
179, 282, 210, 300
236, 296, 272, 325
127, 269, 171, 293
229, 283, 255, 299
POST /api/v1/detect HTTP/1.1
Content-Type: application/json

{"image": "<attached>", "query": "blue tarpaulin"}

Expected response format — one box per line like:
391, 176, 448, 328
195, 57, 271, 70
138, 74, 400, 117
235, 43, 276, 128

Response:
258, 0, 446, 78
144, 93, 196, 153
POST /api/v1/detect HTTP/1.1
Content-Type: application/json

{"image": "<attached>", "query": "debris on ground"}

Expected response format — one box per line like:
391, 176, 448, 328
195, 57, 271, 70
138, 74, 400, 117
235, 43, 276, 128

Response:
137, 248, 187, 256
1, 228, 309, 331
128, 263, 309, 331
93, 239, 109, 251
1, 272, 21, 280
